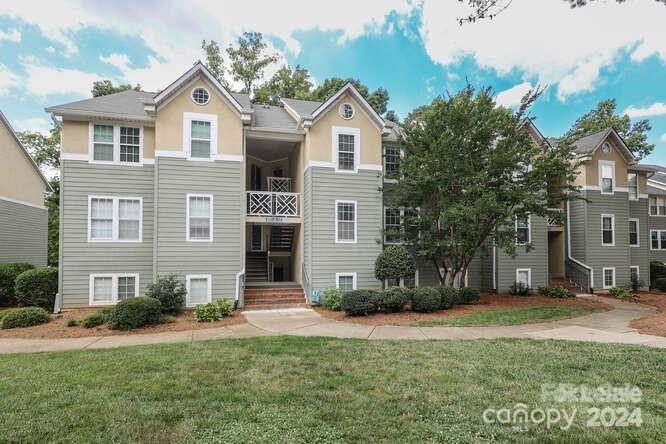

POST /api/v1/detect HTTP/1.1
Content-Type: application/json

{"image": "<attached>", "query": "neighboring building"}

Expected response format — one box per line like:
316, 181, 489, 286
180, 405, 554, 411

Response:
46, 63, 662, 308
0, 111, 50, 267
645, 165, 666, 265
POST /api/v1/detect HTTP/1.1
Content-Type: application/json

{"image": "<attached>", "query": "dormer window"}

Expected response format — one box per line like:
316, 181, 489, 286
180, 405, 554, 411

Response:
339, 103, 354, 119
599, 160, 615, 194
192, 87, 210, 105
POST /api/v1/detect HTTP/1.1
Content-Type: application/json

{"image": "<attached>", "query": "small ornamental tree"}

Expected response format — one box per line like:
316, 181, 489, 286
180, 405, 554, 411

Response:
145, 274, 186, 314
374, 245, 416, 287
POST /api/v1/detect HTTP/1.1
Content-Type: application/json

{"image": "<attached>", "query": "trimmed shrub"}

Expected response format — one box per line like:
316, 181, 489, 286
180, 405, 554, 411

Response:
411, 287, 441, 312
1, 307, 49, 329
509, 282, 530, 296
107, 296, 162, 330
194, 299, 233, 322
459, 287, 481, 304
378, 287, 411, 312
653, 277, 666, 292
608, 286, 632, 299
538, 285, 575, 298
216, 298, 232, 317
0, 263, 34, 306
438, 286, 459, 309
374, 245, 416, 283
81, 307, 115, 328
14, 267, 58, 312
321, 287, 344, 311
145, 274, 186, 314
341, 290, 380, 316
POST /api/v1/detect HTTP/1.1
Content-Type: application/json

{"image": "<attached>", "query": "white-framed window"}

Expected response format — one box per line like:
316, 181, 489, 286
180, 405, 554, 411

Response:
88, 196, 142, 242
186, 194, 213, 241
191, 87, 210, 105
384, 145, 401, 180
384, 207, 401, 244
385, 270, 418, 289
339, 103, 355, 119
628, 218, 639, 247
336, 272, 357, 292
186, 274, 212, 307
602, 267, 615, 289
89, 273, 139, 305
335, 200, 357, 243
601, 214, 615, 246
516, 268, 531, 288
630, 266, 640, 282
183, 112, 218, 160
649, 196, 666, 216
516, 214, 531, 244
628, 173, 638, 200
650, 230, 666, 250
90, 123, 143, 164
599, 160, 615, 194
332, 126, 360, 173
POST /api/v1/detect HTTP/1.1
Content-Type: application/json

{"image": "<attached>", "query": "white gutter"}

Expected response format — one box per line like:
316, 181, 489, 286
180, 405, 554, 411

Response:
566, 200, 594, 290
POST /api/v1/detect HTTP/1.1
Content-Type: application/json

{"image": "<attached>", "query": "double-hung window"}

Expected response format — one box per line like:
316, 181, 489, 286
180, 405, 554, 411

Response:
386, 271, 418, 289
516, 214, 531, 244
628, 173, 638, 200
649, 196, 666, 216
187, 194, 213, 241
89, 196, 142, 242
630, 266, 640, 282
183, 112, 217, 160
599, 161, 615, 194
335, 201, 357, 243
333, 127, 360, 173
601, 214, 614, 246
120, 127, 141, 163
384, 145, 400, 179
651, 230, 666, 250
384, 207, 401, 244
603, 268, 615, 289
186, 275, 212, 307
93, 124, 114, 161
336, 272, 357, 292
91, 124, 142, 164
89, 273, 139, 305
516, 268, 531, 288
190, 120, 211, 158
628, 218, 639, 247
338, 134, 355, 170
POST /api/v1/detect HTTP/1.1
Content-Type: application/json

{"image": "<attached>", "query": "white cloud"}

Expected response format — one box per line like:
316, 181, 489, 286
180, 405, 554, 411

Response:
12, 116, 52, 135
22, 62, 102, 96
0, 64, 19, 94
419, 0, 666, 101
495, 81, 533, 108
624, 102, 666, 118
660, 133, 666, 143
100, 53, 131, 72
0, 28, 21, 42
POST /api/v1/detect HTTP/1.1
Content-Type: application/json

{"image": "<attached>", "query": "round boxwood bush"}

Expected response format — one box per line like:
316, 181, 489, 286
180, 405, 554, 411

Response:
379, 287, 411, 312
411, 287, 441, 312
459, 287, 480, 304
341, 290, 380, 316
145, 274, 186, 314
374, 245, 416, 283
0, 263, 34, 306
653, 277, 666, 292
107, 296, 162, 330
438, 286, 459, 309
14, 267, 58, 312
1, 307, 49, 329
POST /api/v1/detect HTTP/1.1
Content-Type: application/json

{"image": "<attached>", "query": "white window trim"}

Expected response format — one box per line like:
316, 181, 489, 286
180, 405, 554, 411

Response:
650, 229, 666, 250
335, 200, 357, 243
384, 270, 420, 288
601, 214, 615, 247
88, 273, 140, 306
335, 272, 357, 291
186, 193, 214, 242
630, 265, 640, 281
384, 206, 402, 244
627, 173, 639, 201
602, 267, 616, 289
598, 160, 615, 195
88, 122, 144, 165
191, 86, 211, 105
183, 112, 218, 160
515, 214, 531, 245
516, 268, 532, 288
87, 195, 143, 243
339, 103, 355, 120
186, 274, 212, 307
649, 196, 666, 217
332, 126, 361, 173
628, 218, 640, 247
383, 145, 402, 183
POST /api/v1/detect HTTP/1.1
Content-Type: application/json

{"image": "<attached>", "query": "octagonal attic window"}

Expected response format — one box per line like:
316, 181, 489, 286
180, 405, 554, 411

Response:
192, 87, 210, 105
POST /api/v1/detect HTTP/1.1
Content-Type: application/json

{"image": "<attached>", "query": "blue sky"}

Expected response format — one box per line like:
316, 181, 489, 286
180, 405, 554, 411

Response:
0, 0, 665, 163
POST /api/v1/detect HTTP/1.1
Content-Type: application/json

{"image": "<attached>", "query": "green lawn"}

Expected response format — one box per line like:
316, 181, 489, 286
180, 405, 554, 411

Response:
416, 305, 603, 327
0, 337, 663, 443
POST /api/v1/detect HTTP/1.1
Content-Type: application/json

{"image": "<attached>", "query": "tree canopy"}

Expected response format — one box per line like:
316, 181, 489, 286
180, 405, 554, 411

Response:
306, 77, 390, 115
253, 65, 313, 106
201, 39, 226, 86
226, 31, 278, 95
91, 80, 141, 97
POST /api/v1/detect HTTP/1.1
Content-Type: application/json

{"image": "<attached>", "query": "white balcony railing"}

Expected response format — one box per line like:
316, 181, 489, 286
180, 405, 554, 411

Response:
247, 191, 300, 217
267, 177, 291, 192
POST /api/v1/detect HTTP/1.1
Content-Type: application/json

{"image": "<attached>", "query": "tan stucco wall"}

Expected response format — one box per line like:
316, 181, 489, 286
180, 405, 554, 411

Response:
637, 173, 648, 194
585, 137, 629, 187
304, 92, 382, 165
155, 77, 243, 155
143, 126, 155, 159
61, 120, 156, 159
0, 121, 46, 205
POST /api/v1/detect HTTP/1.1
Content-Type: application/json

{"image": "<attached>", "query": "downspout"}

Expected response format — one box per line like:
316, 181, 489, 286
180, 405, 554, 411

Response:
566, 200, 594, 292
152, 155, 159, 282
492, 244, 497, 292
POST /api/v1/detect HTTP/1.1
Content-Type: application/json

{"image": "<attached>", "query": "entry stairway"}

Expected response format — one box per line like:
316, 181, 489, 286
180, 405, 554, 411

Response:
244, 282, 306, 310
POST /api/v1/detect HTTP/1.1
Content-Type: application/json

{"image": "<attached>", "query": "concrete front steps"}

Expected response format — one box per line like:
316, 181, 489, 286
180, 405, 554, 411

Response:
243, 284, 307, 310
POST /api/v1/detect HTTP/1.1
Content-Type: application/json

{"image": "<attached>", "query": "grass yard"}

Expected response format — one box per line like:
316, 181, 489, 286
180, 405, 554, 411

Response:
0, 337, 664, 443
416, 305, 603, 327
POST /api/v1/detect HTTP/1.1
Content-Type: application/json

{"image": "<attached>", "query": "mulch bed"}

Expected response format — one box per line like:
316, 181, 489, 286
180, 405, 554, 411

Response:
315, 293, 611, 326
0, 308, 246, 339
627, 292, 666, 337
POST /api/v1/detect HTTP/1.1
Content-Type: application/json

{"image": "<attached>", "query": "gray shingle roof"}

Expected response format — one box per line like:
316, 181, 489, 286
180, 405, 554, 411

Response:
46, 90, 155, 121
230, 92, 251, 110
572, 128, 612, 154
650, 171, 666, 186
281, 97, 321, 117
252, 104, 298, 130
647, 184, 666, 196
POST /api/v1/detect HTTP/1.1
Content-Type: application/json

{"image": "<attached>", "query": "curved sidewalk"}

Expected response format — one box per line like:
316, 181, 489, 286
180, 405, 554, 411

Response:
0, 295, 664, 354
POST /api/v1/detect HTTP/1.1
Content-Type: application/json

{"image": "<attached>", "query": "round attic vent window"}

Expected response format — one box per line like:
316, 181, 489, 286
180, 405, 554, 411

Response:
339, 103, 354, 119
192, 87, 210, 105
602, 142, 611, 154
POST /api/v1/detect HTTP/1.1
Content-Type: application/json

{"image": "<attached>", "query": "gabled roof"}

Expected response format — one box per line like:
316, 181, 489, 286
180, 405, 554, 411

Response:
572, 127, 635, 163
0, 110, 51, 190
46, 90, 155, 122
520, 118, 552, 148
252, 104, 300, 131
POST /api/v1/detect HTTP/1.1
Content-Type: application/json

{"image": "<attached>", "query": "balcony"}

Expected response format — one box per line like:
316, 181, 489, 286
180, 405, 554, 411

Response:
247, 191, 300, 217
547, 209, 564, 231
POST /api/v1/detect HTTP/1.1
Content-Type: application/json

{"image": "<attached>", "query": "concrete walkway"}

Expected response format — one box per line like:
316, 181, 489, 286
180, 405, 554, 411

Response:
0, 295, 664, 354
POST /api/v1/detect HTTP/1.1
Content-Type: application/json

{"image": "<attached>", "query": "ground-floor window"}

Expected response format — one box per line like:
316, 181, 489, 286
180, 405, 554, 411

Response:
650, 230, 666, 250
89, 273, 139, 305
602, 267, 615, 289
516, 268, 531, 288
186, 274, 212, 307
630, 266, 639, 282
385, 270, 418, 289
336, 272, 357, 292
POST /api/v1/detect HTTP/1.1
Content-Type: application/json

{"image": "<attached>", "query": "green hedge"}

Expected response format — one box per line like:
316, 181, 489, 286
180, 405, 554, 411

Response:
653, 277, 666, 292
459, 287, 481, 304
81, 307, 116, 328
194, 299, 233, 322
537, 285, 575, 298
411, 287, 441, 312
378, 287, 411, 312
14, 267, 58, 312
107, 297, 162, 330
438, 286, 459, 309
341, 290, 380, 316
0, 263, 34, 306
1, 307, 49, 329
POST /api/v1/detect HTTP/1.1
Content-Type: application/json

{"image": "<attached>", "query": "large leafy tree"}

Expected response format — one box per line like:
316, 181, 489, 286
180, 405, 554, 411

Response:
91, 80, 141, 97
390, 86, 579, 286
201, 39, 227, 86
253, 65, 313, 105
563, 99, 654, 159
226, 31, 278, 95
307, 77, 390, 115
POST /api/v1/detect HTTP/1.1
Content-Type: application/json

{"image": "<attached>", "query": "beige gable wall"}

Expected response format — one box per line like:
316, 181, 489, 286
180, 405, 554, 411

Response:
61, 120, 156, 159
304, 93, 382, 166
0, 121, 46, 205
155, 77, 243, 155
584, 136, 630, 188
